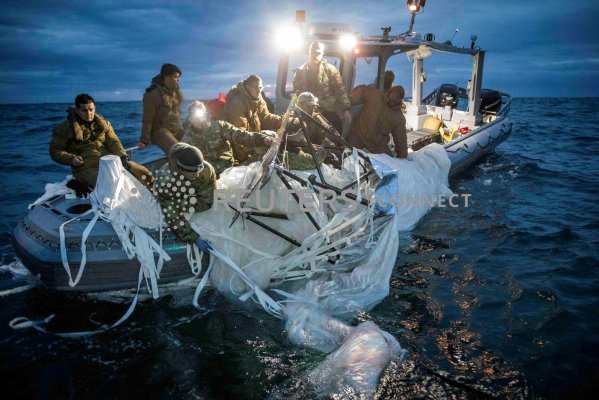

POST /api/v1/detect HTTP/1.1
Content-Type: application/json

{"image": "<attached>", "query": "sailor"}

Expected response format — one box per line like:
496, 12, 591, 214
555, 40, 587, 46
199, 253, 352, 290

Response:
186, 100, 322, 174
219, 75, 282, 132
155, 143, 216, 251
293, 41, 352, 134
49, 93, 153, 196
218, 75, 283, 163
382, 70, 395, 91
137, 63, 184, 153
293, 92, 337, 146
347, 85, 408, 158
182, 101, 275, 176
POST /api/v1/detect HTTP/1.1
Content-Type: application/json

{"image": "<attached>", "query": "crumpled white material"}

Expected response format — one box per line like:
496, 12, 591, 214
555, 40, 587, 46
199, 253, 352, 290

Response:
29, 144, 451, 396
91, 156, 169, 298
187, 143, 451, 397
29, 175, 77, 209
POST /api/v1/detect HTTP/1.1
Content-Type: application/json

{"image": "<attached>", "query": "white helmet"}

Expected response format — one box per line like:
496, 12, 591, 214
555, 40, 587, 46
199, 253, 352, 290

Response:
187, 100, 210, 130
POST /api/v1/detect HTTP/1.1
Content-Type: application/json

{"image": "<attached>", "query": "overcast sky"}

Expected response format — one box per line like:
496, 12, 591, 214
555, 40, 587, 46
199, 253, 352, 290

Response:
1, 0, 597, 104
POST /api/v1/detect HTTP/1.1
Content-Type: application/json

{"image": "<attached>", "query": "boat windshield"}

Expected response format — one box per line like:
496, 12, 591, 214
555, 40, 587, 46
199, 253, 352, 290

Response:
353, 56, 379, 88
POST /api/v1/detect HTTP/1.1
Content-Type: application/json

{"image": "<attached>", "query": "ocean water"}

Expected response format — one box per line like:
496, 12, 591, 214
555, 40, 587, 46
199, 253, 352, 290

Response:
0, 98, 598, 399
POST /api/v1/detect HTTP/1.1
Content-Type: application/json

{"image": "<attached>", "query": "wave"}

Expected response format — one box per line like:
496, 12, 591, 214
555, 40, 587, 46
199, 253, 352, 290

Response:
25, 124, 56, 134
40, 115, 64, 122
126, 112, 142, 120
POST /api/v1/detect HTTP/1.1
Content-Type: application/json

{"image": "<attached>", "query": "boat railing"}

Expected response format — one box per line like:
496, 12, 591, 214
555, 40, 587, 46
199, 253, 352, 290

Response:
422, 89, 437, 105
496, 93, 512, 118
422, 87, 512, 119
125, 145, 139, 158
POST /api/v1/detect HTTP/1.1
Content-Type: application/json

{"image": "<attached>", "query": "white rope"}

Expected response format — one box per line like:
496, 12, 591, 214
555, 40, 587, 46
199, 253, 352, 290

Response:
9, 265, 146, 338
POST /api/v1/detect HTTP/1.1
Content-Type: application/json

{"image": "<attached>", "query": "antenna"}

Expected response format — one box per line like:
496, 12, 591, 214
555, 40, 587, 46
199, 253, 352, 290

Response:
381, 26, 392, 42
470, 34, 478, 49
444, 28, 459, 45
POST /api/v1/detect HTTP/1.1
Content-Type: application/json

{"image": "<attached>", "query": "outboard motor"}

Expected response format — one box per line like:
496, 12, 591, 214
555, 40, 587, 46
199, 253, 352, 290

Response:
480, 89, 502, 113
436, 84, 459, 108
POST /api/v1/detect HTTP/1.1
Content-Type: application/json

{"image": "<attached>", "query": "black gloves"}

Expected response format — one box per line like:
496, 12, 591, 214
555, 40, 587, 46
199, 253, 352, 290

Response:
66, 179, 93, 198
120, 155, 132, 171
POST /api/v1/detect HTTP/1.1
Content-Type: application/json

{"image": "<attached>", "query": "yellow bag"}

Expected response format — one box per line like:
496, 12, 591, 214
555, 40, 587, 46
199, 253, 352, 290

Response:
423, 116, 443, 131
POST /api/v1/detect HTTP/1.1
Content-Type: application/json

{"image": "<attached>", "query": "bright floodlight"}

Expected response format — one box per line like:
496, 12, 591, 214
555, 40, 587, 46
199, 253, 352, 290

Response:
339, 34, 357, 51
193, 108, 205, 119
407, 0, 426, 13
275, 25, 304, 52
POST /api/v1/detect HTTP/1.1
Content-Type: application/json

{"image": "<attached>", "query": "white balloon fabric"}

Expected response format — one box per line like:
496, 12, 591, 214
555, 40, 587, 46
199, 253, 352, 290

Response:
41, 144, 451, 397
185, 143, 451, 397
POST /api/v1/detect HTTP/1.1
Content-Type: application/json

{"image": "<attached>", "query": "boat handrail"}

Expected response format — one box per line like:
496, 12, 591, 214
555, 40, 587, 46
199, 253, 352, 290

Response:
496, 93, 512, 118
125, 145, 140, 160
422, 89, 437, 105
125, 145, 140, 153
421, 88, 512, 119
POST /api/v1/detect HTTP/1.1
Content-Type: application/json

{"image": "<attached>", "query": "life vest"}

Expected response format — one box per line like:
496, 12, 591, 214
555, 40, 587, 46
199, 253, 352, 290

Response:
205, 93, 226, 120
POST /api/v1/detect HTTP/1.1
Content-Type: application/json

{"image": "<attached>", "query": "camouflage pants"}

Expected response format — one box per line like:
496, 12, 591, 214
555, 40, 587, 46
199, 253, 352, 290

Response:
241, 145, 326, 171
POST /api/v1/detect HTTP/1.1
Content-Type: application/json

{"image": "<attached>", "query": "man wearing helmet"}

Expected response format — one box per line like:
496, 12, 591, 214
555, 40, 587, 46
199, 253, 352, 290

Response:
183, 101, 321, 175
182, 101, 275, 176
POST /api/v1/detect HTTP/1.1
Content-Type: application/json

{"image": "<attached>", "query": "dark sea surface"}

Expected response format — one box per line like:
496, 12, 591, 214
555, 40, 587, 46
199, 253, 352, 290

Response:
0, 98, 598, 399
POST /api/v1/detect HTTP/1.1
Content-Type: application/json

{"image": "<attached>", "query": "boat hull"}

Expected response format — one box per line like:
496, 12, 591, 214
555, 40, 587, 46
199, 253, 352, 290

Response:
13, 195, 195, 292
446, 116, 513, 176
13, 117, 511, 292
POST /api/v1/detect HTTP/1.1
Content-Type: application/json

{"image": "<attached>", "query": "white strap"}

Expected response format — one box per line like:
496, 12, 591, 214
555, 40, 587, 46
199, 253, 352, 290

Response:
192, 255, 215, 309
58, 207, 99, 287
9, 265, 145, 338
210, 247, 283, 317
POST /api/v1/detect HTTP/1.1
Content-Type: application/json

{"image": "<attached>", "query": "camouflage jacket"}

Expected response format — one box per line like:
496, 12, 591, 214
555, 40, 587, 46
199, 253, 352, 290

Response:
49, 111, 127, 174
285, 109, 332, 148
155, 143, 217, 243
293, 60, 351, 112
182, 120, 268, 175
140, 75, 184, 144
218, 81, 282, 132
347, 85, 407, 157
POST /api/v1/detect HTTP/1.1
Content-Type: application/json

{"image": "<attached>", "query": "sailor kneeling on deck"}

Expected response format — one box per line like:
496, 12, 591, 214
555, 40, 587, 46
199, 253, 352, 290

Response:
182, 101, 323, 176
49, 93, 153, 196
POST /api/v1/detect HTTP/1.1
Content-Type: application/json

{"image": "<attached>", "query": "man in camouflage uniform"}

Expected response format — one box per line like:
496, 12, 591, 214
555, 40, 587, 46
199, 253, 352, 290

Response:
183, 101, 274, 176
183, 101, 322, 175
347, 85, 408, 158
293, 41, 352, 134
50, 93, 153, 194
155, 143, 215, 250
137, 63, 184, 153
290, 92, 339, 147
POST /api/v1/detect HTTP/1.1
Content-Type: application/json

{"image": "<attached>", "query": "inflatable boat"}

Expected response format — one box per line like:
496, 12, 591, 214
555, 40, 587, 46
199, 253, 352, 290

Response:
13, 9, 513, 293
